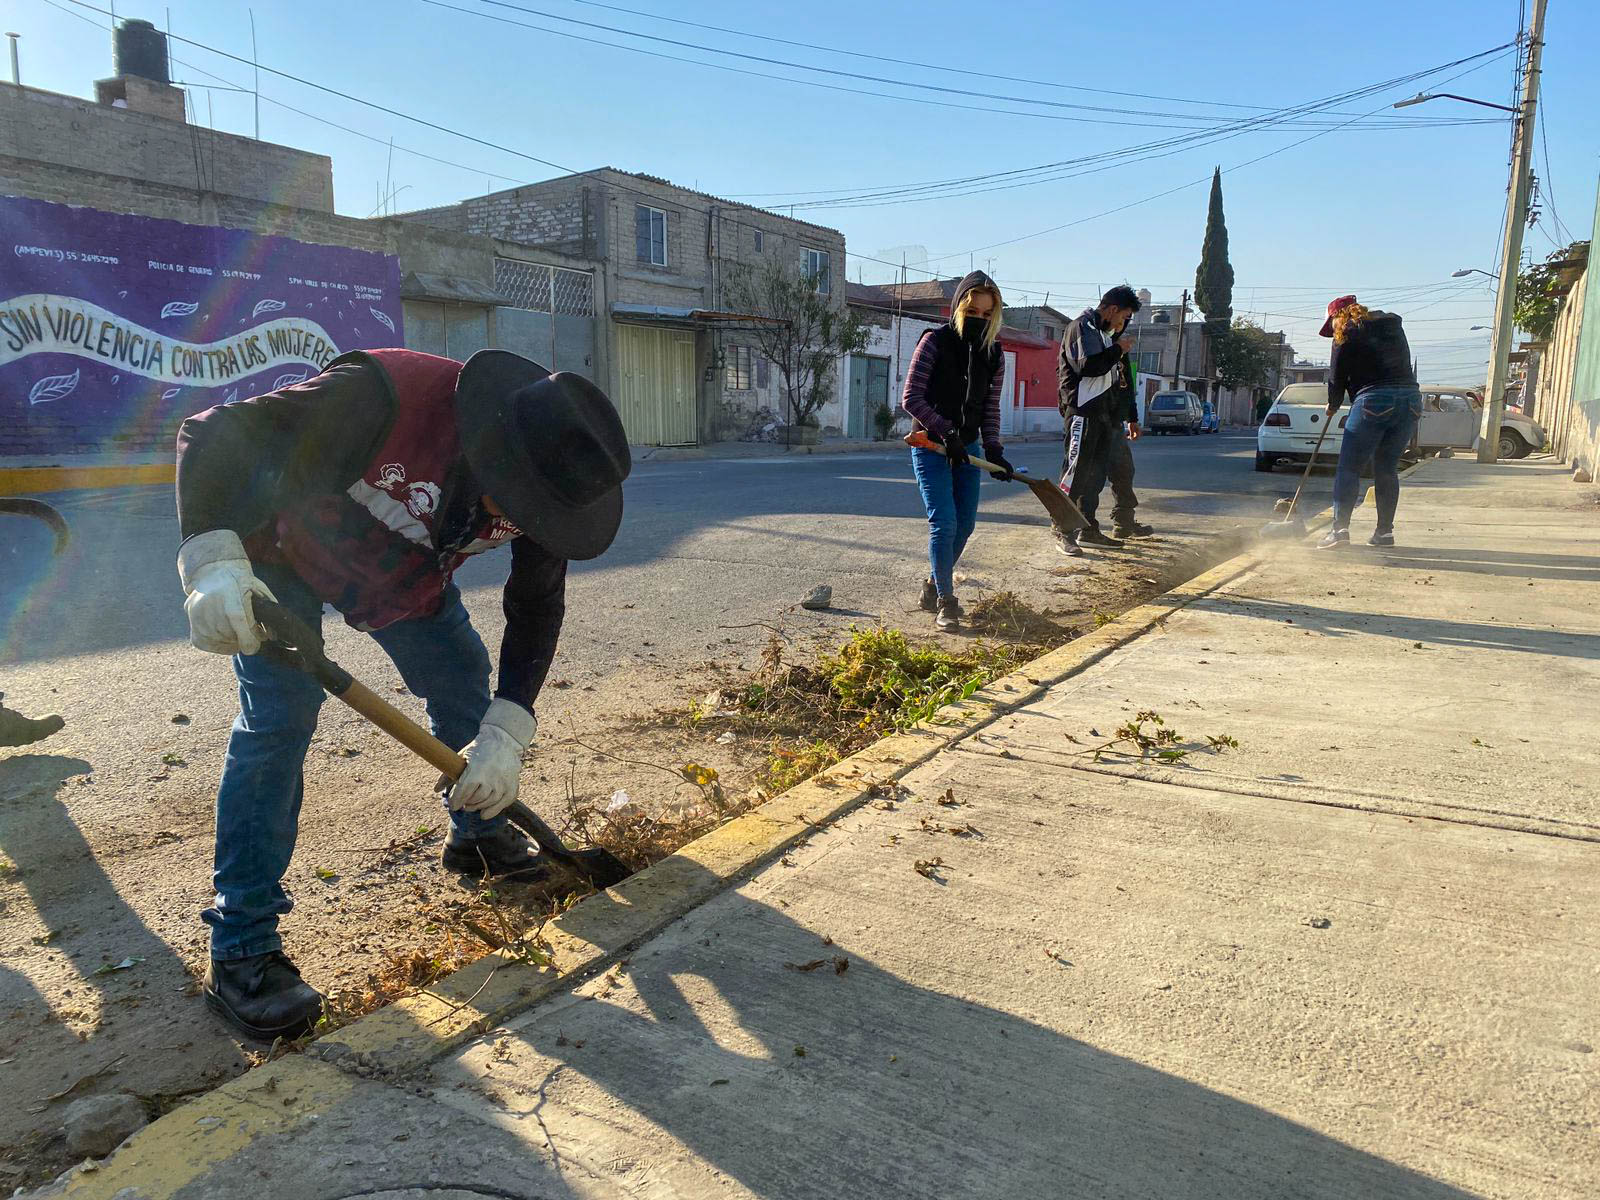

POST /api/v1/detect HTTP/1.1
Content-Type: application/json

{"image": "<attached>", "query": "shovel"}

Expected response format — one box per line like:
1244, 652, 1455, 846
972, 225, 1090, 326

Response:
252, 598, 633, 891
903, 431, 1088, 533
1261, 416, 1334, 540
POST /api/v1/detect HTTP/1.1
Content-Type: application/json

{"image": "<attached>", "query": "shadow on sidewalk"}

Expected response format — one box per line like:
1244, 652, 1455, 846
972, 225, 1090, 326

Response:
0, 753, 247, 1172
1219, 594, 1600, 659
1375, 545, 1600, 582
423, 870, 1479, 1200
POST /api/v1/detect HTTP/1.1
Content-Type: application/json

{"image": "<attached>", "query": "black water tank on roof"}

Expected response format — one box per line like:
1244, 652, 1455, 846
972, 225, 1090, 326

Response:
114, 19, 169, 84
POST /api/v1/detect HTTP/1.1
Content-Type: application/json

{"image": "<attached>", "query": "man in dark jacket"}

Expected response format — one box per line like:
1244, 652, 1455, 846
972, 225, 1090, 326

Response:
1057, 285, 1140, 554
174, 348, 630, 1040
1104, 334, 1152, 538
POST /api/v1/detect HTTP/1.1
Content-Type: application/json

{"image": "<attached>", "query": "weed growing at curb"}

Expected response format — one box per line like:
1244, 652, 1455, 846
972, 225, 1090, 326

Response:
1069, 709, 1242, 766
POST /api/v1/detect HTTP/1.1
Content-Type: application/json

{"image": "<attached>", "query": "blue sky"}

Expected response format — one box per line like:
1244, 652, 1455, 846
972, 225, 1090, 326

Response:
12, 0, 1598, 379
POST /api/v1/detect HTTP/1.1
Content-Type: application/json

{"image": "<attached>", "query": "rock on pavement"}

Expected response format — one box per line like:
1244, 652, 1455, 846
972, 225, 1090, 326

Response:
62, 1093, 148, 1159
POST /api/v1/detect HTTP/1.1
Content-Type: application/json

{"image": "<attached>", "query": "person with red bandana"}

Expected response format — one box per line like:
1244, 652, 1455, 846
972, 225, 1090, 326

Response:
173, 348, 630, 1040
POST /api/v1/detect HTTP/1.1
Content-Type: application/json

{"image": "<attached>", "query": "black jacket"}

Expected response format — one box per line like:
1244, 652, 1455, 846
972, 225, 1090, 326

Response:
1058, 307, 1126, 415
1328, 312, 1416, 411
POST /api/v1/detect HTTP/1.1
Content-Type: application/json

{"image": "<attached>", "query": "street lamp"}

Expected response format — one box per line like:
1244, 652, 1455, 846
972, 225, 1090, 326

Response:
1452, 268, 1498, 280
1393, 93, 1517, 113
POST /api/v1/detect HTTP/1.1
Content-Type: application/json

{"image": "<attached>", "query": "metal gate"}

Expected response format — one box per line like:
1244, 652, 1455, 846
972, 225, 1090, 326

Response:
492, 258, 595, 374
614, 323, 698, 446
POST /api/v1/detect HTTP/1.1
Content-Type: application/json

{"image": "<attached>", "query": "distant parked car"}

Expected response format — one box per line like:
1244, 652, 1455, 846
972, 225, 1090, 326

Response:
1200, 399, 1219, 433
1146, 390, 1204, 435
1417, 387, 1546, 459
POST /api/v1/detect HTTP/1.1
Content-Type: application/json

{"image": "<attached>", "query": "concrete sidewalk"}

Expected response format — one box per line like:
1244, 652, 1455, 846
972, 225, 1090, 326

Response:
35, 457, 1598, 1199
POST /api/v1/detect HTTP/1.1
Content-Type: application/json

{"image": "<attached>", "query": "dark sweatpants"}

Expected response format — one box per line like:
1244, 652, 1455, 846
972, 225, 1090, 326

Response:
1059, 405, 1115, 530
1106, 422, 1138, 528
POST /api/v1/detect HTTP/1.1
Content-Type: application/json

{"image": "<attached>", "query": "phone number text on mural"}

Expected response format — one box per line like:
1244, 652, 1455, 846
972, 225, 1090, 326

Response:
0, 295, 339, 386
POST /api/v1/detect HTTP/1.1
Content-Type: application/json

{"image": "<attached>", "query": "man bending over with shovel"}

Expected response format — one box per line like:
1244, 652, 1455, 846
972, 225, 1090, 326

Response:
173, 348, 630, 1040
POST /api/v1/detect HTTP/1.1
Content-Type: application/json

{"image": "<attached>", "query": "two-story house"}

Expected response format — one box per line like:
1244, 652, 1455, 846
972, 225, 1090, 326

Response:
400, 169, 847, 446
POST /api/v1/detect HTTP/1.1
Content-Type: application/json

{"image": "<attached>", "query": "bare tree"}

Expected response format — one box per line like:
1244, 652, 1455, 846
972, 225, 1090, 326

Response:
724, 259, 867, 437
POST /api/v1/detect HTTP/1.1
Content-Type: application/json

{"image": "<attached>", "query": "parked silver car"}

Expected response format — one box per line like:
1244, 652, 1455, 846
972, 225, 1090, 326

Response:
1145, 390, 1204, 434
1418, 388, 1546, 459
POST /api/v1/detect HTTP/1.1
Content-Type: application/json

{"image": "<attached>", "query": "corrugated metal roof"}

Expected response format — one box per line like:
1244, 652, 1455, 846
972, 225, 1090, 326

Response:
400, 272, 512, 305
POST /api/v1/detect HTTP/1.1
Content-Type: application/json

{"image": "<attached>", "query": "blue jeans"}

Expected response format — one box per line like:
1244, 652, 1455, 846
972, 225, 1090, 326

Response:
911, 440, 982, 598
1333, 385, 1423, 532
205, 565, 497, 961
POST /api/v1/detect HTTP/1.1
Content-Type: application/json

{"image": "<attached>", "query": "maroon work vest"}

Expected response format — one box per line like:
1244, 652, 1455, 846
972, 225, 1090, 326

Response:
265, 349, 523, 631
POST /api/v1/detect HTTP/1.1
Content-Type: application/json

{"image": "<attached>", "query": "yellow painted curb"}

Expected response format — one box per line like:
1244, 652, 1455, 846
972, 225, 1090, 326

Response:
0, 463, 174, 494
50, 1055, 354, 1198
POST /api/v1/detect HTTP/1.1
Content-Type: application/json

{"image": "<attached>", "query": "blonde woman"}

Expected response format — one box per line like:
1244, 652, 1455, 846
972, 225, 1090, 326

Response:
900, 271, 1014, 631
1318, 295, 1422, 549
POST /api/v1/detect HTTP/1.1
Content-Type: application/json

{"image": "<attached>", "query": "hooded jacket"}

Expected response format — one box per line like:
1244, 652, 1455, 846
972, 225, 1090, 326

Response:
1058, 307, 1127, 416
899, 271, 1005, 453
1327, 311, 1416, 411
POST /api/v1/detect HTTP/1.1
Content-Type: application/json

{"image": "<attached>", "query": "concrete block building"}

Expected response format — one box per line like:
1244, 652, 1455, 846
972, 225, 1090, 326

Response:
400, 170, 849, 445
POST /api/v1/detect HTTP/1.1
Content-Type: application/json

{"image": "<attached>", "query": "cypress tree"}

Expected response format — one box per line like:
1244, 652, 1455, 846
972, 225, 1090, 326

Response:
1194, 167, 1234, 326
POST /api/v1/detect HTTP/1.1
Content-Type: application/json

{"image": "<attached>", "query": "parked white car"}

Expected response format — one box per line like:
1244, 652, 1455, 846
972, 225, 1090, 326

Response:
1256, 383, 1549, 472
1256, 383, 1345, 471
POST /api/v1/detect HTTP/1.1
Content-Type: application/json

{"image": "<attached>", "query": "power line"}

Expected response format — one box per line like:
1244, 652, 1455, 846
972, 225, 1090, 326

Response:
38, 0, 541, 192
783, 44, 1513, 214
456, 0, 1495, 132
550, 0, 1486, 120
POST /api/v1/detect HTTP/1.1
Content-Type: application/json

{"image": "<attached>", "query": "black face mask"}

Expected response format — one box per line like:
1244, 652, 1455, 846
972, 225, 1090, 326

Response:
961, 317, 988, 344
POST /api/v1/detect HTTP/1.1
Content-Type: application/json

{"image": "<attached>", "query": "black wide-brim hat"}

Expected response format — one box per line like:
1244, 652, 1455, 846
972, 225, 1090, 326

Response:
455, 350, 631, 561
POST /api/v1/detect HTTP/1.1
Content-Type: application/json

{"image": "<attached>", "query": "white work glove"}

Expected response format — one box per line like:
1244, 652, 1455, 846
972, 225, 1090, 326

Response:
177, 529, 277, 656
450, 698, 536, 821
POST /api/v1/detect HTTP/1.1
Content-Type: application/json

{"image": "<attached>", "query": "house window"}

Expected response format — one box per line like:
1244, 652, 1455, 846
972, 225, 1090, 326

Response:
1137, 351, 1161, 372
1043, 324, 1058, 341
804, 248, 830, 294
725, 345, 754, 391
756, 355, 770, 389
635, 205, 667, 266
753, 230, 764, 252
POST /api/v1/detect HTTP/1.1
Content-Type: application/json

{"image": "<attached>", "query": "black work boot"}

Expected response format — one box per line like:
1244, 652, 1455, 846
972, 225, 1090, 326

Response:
443, 822, 559, 884
1113, 520, 1154, 538
935, 596, 962, 632
1078, 526, 1125, 549
205, 951, 324, 1042
918, 577, 939, 612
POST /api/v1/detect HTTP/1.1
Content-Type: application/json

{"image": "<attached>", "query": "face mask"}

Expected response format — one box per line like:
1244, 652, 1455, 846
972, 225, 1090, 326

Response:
961, 315, 988, 342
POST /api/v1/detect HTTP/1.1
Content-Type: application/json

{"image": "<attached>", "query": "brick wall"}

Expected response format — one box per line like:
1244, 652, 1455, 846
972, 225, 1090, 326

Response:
402, 176, 593, 256
0, 82, 334, 212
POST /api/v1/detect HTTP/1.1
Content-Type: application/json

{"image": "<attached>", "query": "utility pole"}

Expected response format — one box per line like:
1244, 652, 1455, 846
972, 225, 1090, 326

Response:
1479, 0, 1546, 462
1173, 289, 1190, 392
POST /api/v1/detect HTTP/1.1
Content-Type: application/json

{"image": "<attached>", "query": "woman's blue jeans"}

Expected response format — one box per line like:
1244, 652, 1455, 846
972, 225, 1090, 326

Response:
1333, 385, 1423, 533
205, 564, 498, 961
911, 440, 982, 599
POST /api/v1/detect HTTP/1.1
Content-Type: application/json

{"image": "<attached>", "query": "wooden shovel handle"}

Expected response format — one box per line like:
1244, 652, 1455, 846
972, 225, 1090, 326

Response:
902, 430, 1005, 475
337, 680, 467, 781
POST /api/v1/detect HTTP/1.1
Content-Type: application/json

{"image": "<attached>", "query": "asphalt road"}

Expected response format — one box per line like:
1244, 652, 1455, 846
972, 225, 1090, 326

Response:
1, 432, 1317, 671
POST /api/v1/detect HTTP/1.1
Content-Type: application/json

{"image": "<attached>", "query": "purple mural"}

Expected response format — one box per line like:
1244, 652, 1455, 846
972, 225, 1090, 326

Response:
0, 195, 402, 455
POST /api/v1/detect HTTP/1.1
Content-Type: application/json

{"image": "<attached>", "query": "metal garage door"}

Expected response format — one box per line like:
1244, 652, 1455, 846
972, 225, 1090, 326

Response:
614, 323, 698, 446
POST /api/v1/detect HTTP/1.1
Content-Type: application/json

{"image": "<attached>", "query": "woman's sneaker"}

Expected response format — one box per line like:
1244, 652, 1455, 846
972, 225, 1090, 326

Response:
1053, 527, 1083, 557
935, 597, 961, 632
918, 577, 939, 612
1316, 528, 1351, 550
1368, 531, 1395, 547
